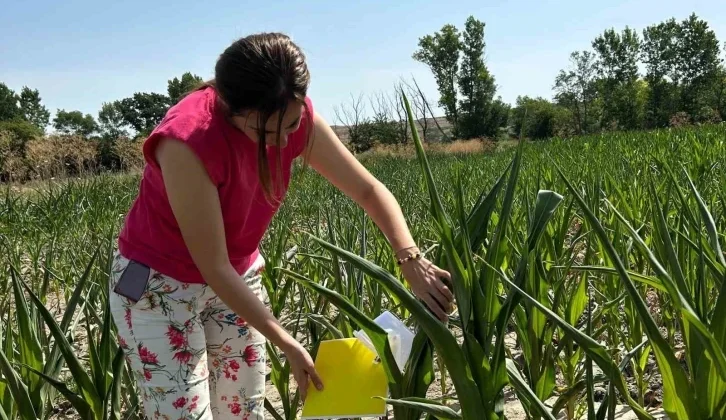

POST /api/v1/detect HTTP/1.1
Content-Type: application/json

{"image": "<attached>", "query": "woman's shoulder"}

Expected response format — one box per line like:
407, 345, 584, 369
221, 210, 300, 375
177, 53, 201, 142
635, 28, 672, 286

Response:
155, 87, 217, 139
142, 87, 229, 185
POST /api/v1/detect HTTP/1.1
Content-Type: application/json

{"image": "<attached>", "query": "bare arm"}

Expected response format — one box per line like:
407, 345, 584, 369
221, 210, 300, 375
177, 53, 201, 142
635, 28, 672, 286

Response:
304, 113, 416, 254
305, 113, 454, 320
156, 138, 322, 397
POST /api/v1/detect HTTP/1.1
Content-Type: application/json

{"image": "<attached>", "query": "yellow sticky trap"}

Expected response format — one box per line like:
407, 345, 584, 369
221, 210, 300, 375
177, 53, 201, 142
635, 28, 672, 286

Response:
301, 338, 388, 419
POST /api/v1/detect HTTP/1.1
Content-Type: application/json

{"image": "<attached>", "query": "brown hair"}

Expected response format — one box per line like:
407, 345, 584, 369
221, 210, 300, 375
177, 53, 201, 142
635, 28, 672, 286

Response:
203, 32, 312, 202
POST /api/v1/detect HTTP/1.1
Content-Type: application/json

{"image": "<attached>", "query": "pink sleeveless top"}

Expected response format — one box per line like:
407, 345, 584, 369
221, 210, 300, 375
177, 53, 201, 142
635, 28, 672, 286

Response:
118, 87, 313, 283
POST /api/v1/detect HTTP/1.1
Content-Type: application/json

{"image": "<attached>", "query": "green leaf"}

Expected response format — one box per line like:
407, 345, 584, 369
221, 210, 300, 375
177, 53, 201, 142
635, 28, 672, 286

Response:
560, 266, 666, 292
264, 399, 285, 420
376, 397, 462, 419
306, 314, 345, 340
492, 189, 563, 374
403, 93, 473, 335
649, 182, 691, 305
108, 348, 126, 420
84, 304, 104, 396
400, 330, 435, 411
606, 200, 726, 380
683, 168, 726, 268
461, 162, 509, 256
9, 266, 43, 391
499, 271, 653, 420
21, 364, 92, 418
483, 142, 525, 335
99, 295, 114, 393
557, 166, 697, 419
505, 359, 556, 420
0, 348, 37, 420
21, 276, 103, 416
266, 342, 290, 416
535, 358, 556, 402
565, 275, 587, 326
46, 246, 99, 380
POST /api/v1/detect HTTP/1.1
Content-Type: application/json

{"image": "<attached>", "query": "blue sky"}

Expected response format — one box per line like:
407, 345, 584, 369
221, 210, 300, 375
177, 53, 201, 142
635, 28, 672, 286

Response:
2, 0, 724, 124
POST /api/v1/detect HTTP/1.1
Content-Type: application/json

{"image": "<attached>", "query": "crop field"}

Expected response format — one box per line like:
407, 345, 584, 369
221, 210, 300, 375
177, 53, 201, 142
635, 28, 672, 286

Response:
1, 113, 725, 419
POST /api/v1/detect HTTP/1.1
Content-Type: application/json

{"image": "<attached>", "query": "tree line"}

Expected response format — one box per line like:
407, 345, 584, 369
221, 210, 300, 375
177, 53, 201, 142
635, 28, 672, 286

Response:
2, 12, 725, 156
0, 72, 204, 143
411, 12, 725, 142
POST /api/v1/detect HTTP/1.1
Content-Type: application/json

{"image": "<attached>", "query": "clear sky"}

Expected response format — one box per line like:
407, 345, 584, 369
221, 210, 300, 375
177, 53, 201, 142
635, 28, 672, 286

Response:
2, 0, 724, 124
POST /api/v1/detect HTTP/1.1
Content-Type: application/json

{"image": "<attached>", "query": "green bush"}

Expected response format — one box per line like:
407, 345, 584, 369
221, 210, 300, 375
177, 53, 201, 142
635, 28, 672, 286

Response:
0, 119, 43, 152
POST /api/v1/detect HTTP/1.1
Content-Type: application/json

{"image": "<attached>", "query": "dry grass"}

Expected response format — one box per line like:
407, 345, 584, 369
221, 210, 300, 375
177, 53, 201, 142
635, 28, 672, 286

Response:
1, 130, 146, 183
1, 128, 509, 184
359, 138, 499, 159
25, 136, 99, 179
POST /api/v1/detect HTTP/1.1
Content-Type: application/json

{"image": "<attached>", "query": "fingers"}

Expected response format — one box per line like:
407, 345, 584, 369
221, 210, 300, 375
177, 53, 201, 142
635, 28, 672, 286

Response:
308, 366, 324, 391
437, 267, 453, 285
294, 364, 324, 402
431, 287, 453, 314
295, 370, 309, 401
431, 268, 454, 313
423, 294, 448, 321
435, 274, 455, 302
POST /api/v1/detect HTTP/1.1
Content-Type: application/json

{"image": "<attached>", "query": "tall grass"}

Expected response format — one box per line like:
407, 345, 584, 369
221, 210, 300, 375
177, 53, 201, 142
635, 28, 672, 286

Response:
0, 121, 724, 419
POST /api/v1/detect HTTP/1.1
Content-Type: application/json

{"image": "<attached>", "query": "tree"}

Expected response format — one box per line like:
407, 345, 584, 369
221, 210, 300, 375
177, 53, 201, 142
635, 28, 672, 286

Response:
642, 14, 722, 125
593, 27, 643, 130
714, 65, 726, 120
511, 96, 570, 139
18, 87, 50, 131
114, 92, 171, 135
368, 91, 399, 145
642, 18, 680, 127
334, 93, 372, 152
484, 98, 510, 140
413, 24, 461, 135
98, 102, 128, 139
457, 16, 500, 139
402, 78, 431, 141
53, 109, 98, 137
168, 72, 204, 104
0, 83, 20, 121
554, 51, 599, 134
390, 83, 410, 144
676, 14, 722, 117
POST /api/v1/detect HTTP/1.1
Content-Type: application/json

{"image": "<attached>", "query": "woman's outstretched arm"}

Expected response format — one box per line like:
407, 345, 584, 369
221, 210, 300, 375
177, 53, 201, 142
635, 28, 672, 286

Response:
305, 112, 454, 321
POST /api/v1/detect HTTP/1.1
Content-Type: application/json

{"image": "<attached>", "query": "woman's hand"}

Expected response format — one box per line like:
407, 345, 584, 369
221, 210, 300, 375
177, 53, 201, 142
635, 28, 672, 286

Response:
282, 340, 323, 401
398, 251, 454, 322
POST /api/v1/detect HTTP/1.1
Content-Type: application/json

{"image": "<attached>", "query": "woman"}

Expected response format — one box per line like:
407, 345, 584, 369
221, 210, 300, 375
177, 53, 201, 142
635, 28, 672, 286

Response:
110, 32, 454, 420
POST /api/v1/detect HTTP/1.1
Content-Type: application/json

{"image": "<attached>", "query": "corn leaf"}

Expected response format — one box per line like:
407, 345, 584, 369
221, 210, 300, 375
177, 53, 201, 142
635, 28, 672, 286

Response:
403, 93, 473, 335
9, 266, 43, 401
107, 348, 126, 420
21, 364, 92, 418
505, 358, 557, 420
376, 397, 462, 419
606, 201, 726, 380
21, 277, 103, 416
500, 272, 654, 420
0, 347, 37, 420
558, 166, 697, 420
306, 314, 344, 339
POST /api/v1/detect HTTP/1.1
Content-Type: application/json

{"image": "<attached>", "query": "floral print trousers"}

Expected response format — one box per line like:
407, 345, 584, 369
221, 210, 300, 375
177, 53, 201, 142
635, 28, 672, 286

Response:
109, 252, 268, 420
